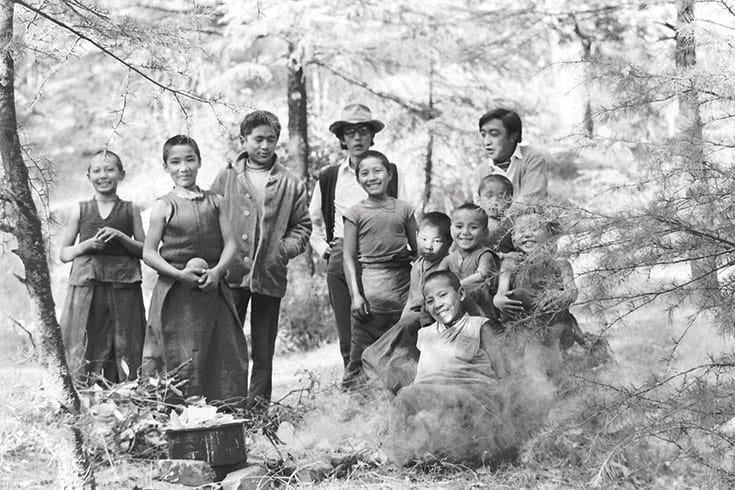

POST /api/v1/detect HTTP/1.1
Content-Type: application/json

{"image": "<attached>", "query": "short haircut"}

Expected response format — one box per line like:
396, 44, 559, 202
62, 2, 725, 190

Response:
422, 270, 462, 295
356, 150, 391, 173
508, 204, 562, 236
419, 211, 452, 241
240, 110, 281, 139
336, 126, 376, 151
478, 108, 523, 143
452, 202, 489, 229
162, 135, 201, 163
90, 149, 123, 172
478, 174, 513, 197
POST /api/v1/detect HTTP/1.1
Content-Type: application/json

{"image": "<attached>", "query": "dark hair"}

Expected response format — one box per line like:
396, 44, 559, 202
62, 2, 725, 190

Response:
419, 211, 452, 242
508, 204, 562, 236
162, 135, 201, 163
452, 202, 489, 229
356, 150, 391, 173
336, 126, 376, 151
478, 174, 513, 197
478, 108, 522, 143
89, 149, 123, 172
240, 110, 281, 139
422, 270, 462, 295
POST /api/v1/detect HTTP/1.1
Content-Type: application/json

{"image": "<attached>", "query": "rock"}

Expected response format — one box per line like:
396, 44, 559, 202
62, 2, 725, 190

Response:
155, 459, 217, 487
220, 464, 271, 490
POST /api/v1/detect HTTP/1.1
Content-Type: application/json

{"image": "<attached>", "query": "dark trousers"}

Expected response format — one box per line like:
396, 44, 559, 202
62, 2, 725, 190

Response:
231, 287, 281, 405
326, 239, 352, 367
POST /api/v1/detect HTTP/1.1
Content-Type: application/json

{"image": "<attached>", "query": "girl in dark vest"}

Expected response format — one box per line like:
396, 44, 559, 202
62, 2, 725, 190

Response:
59, 150, 146, 384
142, 135, 248, 406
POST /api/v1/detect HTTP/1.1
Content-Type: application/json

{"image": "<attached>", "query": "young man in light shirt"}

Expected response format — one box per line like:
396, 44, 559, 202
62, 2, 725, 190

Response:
475, 108, 549, 202
309, 103, 405, 369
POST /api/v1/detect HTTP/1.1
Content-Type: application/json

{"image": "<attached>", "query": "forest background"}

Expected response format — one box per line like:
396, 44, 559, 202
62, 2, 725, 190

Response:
2, 0, 735, 488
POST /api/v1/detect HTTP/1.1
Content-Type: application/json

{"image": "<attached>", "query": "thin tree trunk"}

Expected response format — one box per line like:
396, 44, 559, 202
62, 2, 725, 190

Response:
422, 61, 435, 213
287, 40, 315, 274
0, 1, 94, 487
675, 0, 719, 298
574, 20, 594, 138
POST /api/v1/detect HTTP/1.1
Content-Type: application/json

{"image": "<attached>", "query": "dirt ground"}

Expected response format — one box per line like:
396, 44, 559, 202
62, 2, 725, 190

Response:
1, 305, 734, 489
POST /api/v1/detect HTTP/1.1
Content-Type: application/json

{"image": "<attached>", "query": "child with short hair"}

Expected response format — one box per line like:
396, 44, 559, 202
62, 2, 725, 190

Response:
477, 174, 514, 256
342, 150, 417, 388
386, 270, 517, 466
439, 203, 500, 319
361, 212, 452, 392
143, 135, 249, 405
493, 206, 583, 352
210, 110, 311, 408
59, 150, 146, 384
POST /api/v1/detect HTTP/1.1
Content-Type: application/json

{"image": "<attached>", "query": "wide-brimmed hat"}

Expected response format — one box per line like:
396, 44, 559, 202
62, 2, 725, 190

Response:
328, 103, 385, 136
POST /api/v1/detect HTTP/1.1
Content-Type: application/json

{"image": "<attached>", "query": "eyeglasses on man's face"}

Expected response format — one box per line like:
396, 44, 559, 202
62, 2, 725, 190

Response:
342, 125, 372, 137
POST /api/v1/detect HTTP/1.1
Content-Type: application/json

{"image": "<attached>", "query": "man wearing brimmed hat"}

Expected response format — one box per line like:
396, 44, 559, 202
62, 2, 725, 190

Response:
309, 103, 405, 369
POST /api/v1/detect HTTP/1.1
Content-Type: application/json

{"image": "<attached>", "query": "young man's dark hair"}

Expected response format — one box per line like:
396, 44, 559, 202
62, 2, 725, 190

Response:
240, 110, 282, 139
453, 202, 489, 229
478, 108, 523, 144
478, 174, 514, 197
162, 135, 201, 163
422, 269, 462, 294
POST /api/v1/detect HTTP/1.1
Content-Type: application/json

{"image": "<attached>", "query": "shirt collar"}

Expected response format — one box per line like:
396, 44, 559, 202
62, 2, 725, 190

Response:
234, 151, 279, 174
489, 144, 524, 170
339, 155, 356, 173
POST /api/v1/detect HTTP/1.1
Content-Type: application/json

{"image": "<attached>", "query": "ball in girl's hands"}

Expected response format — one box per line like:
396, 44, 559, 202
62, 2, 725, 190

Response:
507, 288, 534, 311
185, 257, 208, 271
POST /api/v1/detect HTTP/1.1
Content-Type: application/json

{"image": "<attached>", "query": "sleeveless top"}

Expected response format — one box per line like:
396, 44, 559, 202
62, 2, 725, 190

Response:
158, 190, 223, 269
446, 246, 499, 281
68, 198, 141, 285
511, 257, 566, 310
415, 314, 498, 385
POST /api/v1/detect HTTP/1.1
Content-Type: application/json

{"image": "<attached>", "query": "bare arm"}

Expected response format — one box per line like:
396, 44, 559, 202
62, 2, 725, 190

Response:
493, 265, 524, 315
142, 200, 201, 284
308, 181, 331, 259
460, 251, 495, 290
59, 203, 104, 262
343, 218, 368, 320
406, 211, 418, 257
199, 195, 237, 291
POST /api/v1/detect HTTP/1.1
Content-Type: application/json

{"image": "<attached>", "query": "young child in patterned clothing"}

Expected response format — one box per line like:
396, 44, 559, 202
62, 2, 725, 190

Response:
342, 150, 417, 389
142, 135, 249, 406
439, 203, 500, 320
59, 150, 146, 384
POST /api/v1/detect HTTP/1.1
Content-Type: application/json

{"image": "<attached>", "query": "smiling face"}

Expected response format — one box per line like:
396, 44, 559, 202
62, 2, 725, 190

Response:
242, 124, 278, 168
164, 144, 201, 190
342, 124, 374, 159
480, 118, 519, 163
356, 156, 391, 197
512, 213, 552, 254
423, 275, 465, 325
87, 154, 124, 196
478, 180, 512, 219
451, 208, 488, 252
417, 224, 450, 261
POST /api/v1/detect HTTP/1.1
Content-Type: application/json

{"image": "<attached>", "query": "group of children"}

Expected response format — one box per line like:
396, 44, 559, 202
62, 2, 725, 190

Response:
59, 111, 310, 409
57, 107, 581, 427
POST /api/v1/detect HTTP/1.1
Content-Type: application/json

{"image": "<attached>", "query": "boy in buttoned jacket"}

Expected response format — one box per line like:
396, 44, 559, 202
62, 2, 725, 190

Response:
211, 110, 311, 408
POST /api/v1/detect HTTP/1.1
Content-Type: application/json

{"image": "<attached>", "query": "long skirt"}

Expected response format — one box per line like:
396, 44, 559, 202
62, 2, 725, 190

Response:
142, 276, 249, 405
60, 282, 146, 384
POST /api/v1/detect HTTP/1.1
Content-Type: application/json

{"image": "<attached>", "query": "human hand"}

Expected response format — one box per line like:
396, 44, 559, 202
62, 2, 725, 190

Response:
351, 295, 370, 321
197, 267, 222, 291
178, 265, 205, 285
95, 227, 124, 243
82, 236, 106, 253
493, 292, 525, 316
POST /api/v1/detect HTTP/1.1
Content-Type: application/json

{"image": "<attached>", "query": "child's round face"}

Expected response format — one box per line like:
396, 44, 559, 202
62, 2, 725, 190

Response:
87, 156, 124, 195
164, 144, 201, 190
423, 277, 464, 325
478, 181, 511, 219
417, 224, 450, 261
242, 124, 278, 168
512, 213, 552, 254
451, 209, 487, 251
356, 157, 390, 197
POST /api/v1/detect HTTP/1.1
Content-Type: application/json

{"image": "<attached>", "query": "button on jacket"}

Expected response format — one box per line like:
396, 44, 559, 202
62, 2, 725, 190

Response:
211, 153, 311, 298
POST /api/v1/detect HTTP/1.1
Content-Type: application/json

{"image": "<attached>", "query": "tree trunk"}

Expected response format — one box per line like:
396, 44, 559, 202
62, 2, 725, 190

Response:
286, 40, 315, 274
574, 20, 594, 138
423, 131, 433, 213
675, 0, 720, 298
0, 1, 94, 487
